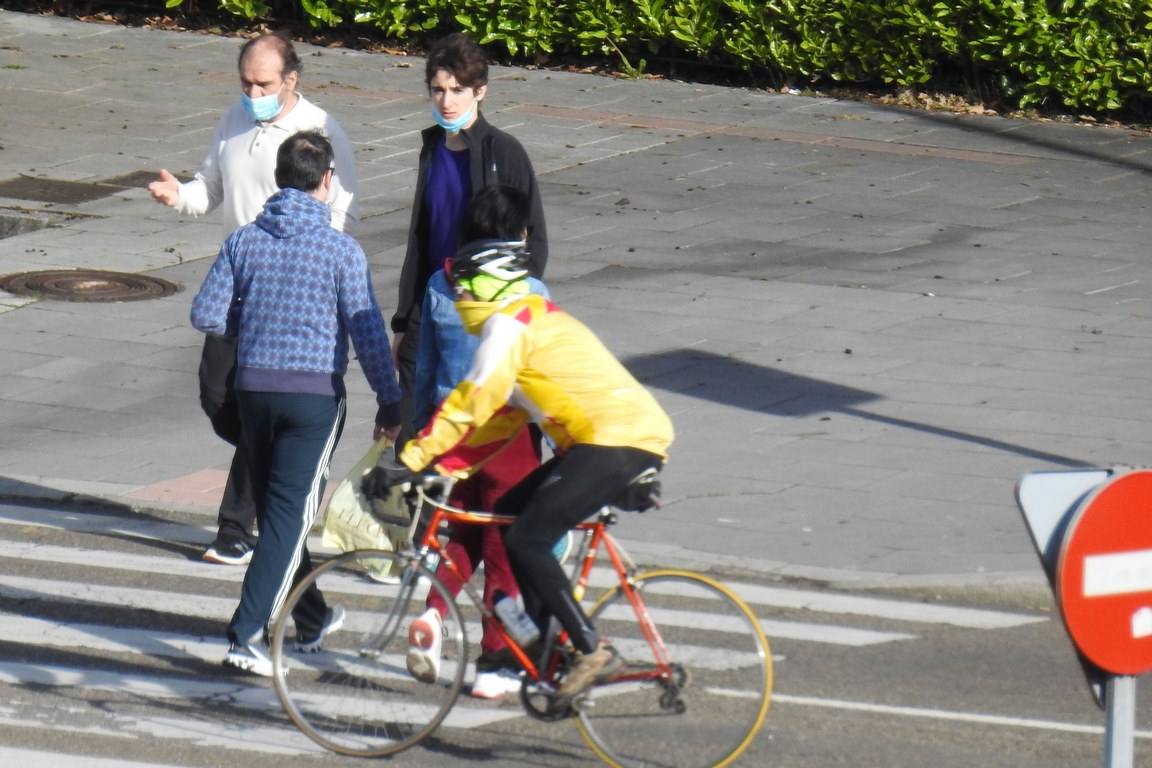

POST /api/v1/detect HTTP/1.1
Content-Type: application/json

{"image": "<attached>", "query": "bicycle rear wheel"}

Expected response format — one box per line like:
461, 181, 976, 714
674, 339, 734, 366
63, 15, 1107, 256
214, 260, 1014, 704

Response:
270, 549, 467, 757
576, 569, 771, 768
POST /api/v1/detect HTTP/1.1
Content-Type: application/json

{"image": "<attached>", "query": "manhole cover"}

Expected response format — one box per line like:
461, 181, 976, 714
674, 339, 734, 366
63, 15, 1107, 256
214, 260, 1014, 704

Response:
0, 270, 181, 302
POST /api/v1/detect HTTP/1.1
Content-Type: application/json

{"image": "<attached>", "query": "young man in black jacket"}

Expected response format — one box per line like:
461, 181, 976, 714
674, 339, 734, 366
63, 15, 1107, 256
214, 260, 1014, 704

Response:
390, 32, 548, 443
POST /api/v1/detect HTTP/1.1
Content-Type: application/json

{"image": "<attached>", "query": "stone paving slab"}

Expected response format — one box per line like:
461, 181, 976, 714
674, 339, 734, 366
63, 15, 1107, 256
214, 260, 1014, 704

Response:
1, 9, 1151, 587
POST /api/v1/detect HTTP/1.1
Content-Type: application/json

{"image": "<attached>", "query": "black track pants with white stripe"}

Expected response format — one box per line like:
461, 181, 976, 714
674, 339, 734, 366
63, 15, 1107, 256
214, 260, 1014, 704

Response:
229, 391, 345, 645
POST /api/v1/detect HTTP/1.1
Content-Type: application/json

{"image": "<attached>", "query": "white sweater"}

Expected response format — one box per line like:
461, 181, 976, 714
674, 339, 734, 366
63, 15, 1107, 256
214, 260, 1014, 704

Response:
176, 93, 359, 235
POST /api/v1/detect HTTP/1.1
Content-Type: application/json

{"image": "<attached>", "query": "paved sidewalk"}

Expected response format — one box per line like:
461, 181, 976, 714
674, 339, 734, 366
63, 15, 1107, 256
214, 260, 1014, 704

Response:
0, 10, 1150, 588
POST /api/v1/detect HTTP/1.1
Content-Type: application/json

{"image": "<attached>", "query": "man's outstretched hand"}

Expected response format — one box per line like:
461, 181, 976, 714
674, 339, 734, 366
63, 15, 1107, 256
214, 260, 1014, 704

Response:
148, 169, 181, 207
362, 456, 417, 500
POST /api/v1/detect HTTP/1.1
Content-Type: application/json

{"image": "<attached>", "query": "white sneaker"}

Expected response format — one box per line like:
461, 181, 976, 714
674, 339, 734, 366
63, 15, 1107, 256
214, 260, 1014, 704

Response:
471, 667, 522, 699
295, 605, 346, 653
223, 641, 274, 677
406, 608, 443, 683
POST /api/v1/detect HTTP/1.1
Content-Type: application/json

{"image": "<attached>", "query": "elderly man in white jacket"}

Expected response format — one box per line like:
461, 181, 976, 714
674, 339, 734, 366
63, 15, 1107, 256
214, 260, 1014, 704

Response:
149, 32, 359, 567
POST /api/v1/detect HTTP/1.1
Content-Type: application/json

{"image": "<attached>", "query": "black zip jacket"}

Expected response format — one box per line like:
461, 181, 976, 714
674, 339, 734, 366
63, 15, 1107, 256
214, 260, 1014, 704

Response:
391, 113, 549, 334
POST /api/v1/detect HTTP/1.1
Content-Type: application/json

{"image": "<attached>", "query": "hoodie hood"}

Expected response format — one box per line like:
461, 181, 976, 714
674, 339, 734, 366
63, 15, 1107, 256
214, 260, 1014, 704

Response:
254, 187, 331, 239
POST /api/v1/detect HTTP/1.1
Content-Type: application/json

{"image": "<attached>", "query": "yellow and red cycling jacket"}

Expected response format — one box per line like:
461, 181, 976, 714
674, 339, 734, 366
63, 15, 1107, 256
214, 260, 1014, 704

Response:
399, 294, 674, 478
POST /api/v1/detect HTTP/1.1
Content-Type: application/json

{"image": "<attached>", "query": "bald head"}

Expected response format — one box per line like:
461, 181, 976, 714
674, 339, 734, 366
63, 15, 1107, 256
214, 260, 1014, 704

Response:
238, 33, 301, 79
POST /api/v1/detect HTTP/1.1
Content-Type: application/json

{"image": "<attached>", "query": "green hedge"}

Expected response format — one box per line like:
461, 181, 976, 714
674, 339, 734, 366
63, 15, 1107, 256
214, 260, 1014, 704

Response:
184, 0, 1152, 114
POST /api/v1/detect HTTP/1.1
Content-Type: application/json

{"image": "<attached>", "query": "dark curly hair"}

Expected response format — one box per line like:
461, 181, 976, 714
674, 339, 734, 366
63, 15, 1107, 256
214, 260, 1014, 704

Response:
424, 33, 488, 91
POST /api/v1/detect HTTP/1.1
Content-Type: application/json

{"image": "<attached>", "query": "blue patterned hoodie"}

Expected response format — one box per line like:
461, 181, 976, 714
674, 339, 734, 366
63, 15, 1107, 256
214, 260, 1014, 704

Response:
191, 187, 401, 425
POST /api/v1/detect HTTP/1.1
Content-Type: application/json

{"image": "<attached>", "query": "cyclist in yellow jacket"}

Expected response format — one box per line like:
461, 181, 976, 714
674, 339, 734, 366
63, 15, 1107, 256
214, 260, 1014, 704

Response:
365, 187, 673, 702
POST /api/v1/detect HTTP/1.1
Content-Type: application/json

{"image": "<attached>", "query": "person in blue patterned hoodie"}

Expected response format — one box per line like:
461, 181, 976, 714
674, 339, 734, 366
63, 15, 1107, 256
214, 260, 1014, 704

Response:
191, 130, 402, 676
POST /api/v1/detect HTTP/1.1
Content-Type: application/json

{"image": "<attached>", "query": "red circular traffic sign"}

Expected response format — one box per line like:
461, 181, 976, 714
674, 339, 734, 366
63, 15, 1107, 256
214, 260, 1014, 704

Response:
1058, 469, 1152, 675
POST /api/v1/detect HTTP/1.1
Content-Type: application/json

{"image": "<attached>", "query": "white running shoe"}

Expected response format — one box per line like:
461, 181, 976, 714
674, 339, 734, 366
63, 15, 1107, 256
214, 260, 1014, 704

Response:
223, 641, 274, 677
406, 608, 443, 683
296, 605, 346, 653
471, 667, 522, 699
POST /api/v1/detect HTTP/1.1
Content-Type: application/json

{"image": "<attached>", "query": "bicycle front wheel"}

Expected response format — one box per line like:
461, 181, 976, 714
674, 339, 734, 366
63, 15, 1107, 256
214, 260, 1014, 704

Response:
576, 569, 772, 768
270, 549, 467, 757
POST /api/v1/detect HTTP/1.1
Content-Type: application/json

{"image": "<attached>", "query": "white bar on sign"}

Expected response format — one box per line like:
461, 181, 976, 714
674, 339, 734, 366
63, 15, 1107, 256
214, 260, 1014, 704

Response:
1132, 607, 1152, 639
1083, 549, 1152, 597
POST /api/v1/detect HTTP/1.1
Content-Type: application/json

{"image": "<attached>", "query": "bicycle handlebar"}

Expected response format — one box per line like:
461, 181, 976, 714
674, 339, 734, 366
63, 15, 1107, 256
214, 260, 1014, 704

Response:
367, 474, 455, 528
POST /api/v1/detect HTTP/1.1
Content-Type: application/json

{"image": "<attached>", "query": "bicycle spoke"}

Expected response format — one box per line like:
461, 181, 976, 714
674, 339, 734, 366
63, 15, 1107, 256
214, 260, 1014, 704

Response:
270, 550, 468, 757
577, 570, 772, 768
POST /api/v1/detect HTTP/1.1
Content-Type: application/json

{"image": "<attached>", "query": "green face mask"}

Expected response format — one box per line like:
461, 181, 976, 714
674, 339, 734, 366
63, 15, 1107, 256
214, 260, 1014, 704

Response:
454, 278, 531, 334
455, 274, 529, 302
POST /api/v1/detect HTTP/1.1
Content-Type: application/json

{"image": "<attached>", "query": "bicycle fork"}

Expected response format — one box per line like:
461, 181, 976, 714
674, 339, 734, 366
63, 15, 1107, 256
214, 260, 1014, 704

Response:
357, 550, 436, 658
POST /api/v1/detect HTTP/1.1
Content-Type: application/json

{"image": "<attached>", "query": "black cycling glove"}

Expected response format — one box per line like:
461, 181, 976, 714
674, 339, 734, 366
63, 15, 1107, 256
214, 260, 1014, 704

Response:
362, 456, 418, 500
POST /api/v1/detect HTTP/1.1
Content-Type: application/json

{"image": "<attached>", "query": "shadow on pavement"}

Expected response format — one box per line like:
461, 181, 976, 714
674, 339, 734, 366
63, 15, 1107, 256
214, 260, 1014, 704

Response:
900, 104, 1152, 175
625, 348, 1091, 467
0, 476, 139, 515
0, 475, 210, 559
623, 348, 879, 416
839, 405, 1090, 468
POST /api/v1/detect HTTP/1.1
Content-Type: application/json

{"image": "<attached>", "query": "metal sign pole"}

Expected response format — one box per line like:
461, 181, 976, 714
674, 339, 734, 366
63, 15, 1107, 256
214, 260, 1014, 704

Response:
1104, 675, 1136, 768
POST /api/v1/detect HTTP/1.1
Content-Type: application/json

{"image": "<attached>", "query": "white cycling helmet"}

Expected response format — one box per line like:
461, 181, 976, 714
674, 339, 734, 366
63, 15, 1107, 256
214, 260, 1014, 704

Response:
449, 239, 532, 301
450, 239, 531, 283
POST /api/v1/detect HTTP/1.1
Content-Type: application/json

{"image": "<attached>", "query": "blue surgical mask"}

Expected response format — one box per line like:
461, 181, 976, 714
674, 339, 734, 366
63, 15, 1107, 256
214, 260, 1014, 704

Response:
431, 104, 474, 134
242, 86, 284, 122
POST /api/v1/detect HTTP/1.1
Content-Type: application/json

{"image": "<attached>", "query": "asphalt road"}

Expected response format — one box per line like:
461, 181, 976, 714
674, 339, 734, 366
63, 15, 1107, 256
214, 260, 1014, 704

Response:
0, 498, 1146, 767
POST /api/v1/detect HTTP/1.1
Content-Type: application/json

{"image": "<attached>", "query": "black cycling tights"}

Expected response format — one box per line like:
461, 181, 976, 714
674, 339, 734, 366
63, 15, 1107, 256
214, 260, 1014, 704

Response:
496, 444, 663, 654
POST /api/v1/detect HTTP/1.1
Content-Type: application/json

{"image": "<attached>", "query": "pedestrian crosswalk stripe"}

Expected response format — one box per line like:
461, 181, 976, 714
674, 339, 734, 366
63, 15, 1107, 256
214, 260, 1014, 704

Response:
0, 566, 912, 648
0, 573, 238, 620
0, 659, 268, 701
0, 603, 758, 673
0, 660, 526, 737
0, 612, 221, 662
0, 505, 1045, 634
579, 571, 1044, 630
597, 602, 914, 647
0, 746, 188, 768
0, 503, 209, 542
0, 667, 322, 755
717, 583, 1045, 629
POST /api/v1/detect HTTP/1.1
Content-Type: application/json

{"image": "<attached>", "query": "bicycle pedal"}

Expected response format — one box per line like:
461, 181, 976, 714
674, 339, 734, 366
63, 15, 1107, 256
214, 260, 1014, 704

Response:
544, 689, 590, 718
549, 700, 581, 719
571, 692, 595, 713
525, 680, 556, 695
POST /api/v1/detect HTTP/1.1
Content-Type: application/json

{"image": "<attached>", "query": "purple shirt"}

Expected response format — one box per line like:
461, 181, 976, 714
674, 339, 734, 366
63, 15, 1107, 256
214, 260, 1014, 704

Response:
423, 139, 472, 271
